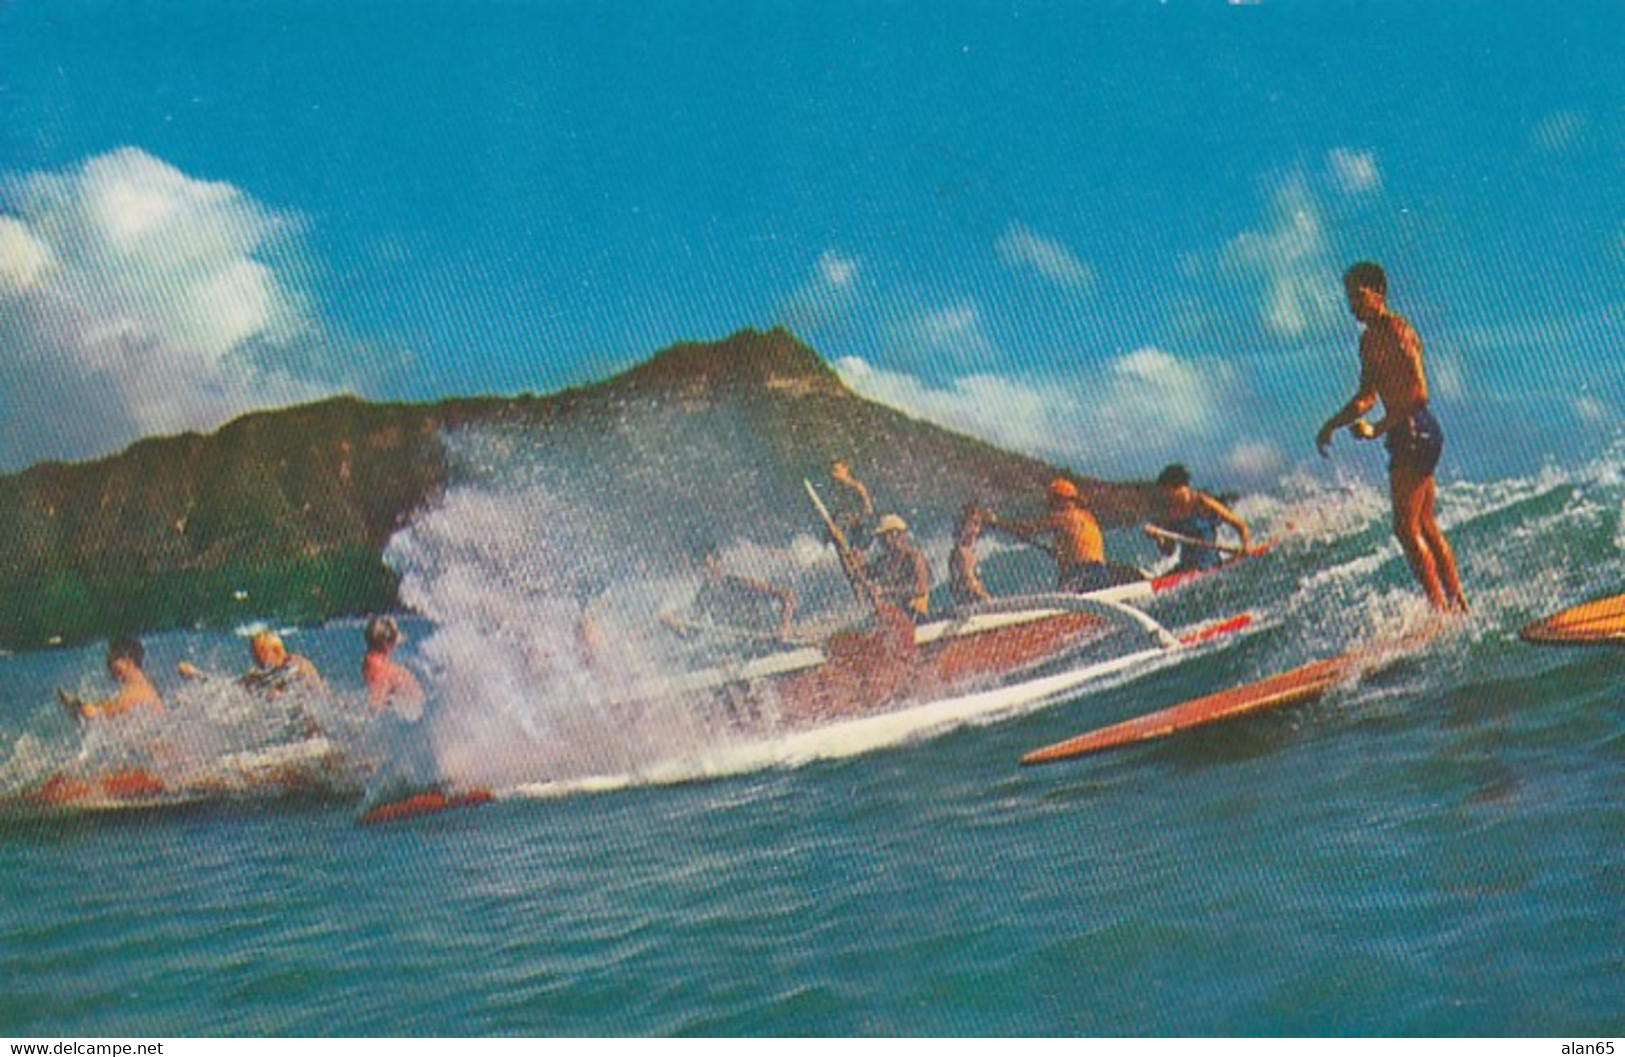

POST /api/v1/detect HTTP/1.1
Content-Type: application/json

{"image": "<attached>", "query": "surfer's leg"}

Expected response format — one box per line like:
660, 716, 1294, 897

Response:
1417, 476, 1468, 612
1390, 463, 1448, 611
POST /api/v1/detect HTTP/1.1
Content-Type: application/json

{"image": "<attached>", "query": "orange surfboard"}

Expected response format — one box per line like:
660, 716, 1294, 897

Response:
1519, 592, 1625, 646
358, 788, 495, 825
1020, 625, 1448, 765
28, 767, 169, 807
1020, 654, 1356, 764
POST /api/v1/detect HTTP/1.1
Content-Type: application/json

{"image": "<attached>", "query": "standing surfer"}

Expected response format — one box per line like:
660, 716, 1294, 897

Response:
1316, 261, 1468, 613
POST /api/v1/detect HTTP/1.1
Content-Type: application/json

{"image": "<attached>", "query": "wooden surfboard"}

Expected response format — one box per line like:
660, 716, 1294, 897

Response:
1518, 592, 1625, 646
358, 788, 495, 825
1020, 625, 1447, 765
1020, 655, 1355, 764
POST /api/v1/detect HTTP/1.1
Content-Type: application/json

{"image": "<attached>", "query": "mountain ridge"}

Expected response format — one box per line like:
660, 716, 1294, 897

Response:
0, 328, 1155, 650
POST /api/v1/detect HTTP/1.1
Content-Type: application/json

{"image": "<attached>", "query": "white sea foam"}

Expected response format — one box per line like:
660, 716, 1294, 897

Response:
366, 424, 1625, 800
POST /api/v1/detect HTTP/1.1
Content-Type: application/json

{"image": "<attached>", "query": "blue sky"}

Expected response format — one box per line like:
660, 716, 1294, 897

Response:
1, 0, 1620, 484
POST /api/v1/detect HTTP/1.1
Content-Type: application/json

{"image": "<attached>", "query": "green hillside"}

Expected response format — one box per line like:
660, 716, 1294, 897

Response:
0, 329, 1155, 650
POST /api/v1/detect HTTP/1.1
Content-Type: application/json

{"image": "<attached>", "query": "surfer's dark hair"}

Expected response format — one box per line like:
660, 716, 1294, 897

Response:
107, 636, 144, 668
1343, 260, 1387, 295
1156, 464, 1191, 489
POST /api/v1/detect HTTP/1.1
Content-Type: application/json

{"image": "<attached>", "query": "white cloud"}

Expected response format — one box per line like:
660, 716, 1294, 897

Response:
996, 222, 1094, 290
1327, 148, 1381, 194
1220, 176, 1343, 340
1431, 351, 1467, 401
1105, 347, 1218, 435
892, 301, 998, 365
817, 250, 857, 287
834, 345, 1244, 479
0, 148, 345, 468
779, 249, 860, 333
0, 216, 53, 291
834, 356, 1058, 456
1226, 440, 1286, 482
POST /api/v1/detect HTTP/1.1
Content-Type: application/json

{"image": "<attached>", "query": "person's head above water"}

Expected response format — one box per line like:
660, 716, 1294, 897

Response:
364, 615, 401, 652
250, 631, 288, 669
106, 636, 144, 674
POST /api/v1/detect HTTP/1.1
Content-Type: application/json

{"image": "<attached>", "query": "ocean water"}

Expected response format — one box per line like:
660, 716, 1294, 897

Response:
1, 449, 1622, 1036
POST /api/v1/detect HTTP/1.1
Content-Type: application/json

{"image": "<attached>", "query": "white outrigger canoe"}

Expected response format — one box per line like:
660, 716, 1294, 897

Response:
508, 594, 1252, 800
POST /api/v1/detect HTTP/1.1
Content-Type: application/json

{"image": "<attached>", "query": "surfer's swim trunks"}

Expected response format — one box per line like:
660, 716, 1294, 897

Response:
1384, 406, 1444, 477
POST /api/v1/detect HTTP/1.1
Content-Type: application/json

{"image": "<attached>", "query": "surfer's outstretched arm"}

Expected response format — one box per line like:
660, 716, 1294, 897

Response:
985, 510, 1031, 542
1316, 378, 1378, 457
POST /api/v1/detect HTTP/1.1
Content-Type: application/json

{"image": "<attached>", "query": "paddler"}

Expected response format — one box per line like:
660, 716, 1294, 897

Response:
661, 541, 798, 643
57, 636, 163, 721
362, 615, 426, 716
988, 478, 1138, 594
178, 630, 328, 737
948, 503, 993, 610
869, 514, 932, 622
829, 459, 877, 551
1146, 464, 1254, 573
1316, 261, 1467, 612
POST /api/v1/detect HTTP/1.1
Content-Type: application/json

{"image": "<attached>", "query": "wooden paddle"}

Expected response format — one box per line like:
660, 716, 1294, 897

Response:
1144, 523, 1245, 556
54, 688, 86, 725
803, 478, 879, 611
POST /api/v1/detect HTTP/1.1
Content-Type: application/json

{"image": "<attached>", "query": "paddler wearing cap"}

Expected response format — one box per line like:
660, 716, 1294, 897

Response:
988, 478, 1123, 594
868, 514, 932, 622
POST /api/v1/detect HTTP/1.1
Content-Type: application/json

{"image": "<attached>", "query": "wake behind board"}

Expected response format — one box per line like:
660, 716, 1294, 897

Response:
358, 788, 495, 825
1020, 626, 1442, 765
1519, 592, 1625, 646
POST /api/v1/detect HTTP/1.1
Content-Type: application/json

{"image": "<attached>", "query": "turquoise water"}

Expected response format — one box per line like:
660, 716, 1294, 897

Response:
2, 460, 1622, 1036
